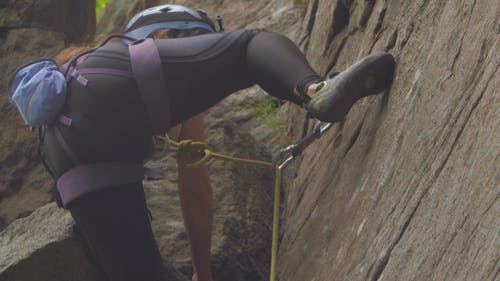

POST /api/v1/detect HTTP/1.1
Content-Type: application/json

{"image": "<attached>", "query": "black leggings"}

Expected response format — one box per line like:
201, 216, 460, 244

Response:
157, 29, 322, 125
69, 182, 177, 280
44, 29, 322, 281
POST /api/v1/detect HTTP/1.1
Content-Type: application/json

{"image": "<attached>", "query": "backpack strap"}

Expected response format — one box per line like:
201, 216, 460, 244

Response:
128, 38, 171, 135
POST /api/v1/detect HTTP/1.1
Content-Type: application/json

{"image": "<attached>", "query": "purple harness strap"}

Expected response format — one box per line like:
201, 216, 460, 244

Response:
56, 162, 144, 207
69, 68, 135, 86
128, 38, 171, 134
52, 40, 171, 208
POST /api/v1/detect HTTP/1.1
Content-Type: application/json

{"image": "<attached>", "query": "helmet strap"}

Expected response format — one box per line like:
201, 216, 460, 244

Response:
216, 15, 224, 32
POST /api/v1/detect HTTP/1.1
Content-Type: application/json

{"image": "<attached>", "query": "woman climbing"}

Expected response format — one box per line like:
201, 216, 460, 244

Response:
143, 6, 218, 281
8, 4, 395, 281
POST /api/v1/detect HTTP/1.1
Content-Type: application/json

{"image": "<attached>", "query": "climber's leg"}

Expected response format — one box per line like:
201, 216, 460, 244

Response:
156, 29, 323, 125
67, 182, 176, 281
158, 29, 394, 125
245, 31, 324, 104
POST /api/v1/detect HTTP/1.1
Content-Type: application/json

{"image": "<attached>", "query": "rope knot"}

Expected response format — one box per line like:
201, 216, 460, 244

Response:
175, 139, 212, 168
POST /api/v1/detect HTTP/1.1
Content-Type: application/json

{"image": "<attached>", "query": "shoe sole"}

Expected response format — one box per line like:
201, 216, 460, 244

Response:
308, 52, 395, 122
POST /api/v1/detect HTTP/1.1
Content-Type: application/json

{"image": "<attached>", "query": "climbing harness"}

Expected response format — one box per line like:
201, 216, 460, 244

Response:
163, 121, 333, 281
19, 34, 173, 208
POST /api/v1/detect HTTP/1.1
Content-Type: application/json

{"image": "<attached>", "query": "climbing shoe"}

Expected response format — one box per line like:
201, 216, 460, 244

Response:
305, 52, 395, 123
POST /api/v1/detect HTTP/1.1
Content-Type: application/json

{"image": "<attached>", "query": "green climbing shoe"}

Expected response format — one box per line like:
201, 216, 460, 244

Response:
306, 52, 395, 122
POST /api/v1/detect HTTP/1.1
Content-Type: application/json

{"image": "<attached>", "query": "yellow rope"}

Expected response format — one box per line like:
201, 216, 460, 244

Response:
155, 122, 332, 280
162, 137, 275, 169
270, 167, 282, 281
157, 135, 282, 281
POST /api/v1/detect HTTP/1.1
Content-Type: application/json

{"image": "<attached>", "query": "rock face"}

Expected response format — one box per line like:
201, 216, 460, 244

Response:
0, 0, 96, 230
1, 0, 498, 281
0, 203, 107, 281
278, 1, 499, 280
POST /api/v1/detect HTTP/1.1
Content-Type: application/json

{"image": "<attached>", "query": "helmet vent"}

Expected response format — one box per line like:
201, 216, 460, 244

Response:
122, 4, 217, 39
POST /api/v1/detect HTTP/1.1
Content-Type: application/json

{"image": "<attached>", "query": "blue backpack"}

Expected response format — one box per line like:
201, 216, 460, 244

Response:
9, 59, 67, 128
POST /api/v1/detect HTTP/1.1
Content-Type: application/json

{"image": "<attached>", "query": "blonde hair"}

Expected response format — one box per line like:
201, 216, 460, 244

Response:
53, 45, 95, 68
53, 29, 208, 67
151, 28, 208, 39
53, 34, 112, 67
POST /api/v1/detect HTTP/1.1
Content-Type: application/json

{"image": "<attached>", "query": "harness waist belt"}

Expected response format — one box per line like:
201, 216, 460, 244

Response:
56, 162, 144, 207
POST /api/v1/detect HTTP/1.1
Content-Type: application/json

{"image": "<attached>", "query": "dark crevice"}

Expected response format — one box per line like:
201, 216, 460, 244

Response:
344, 123, 362, 155
1, 25, 33, 30
433, 215, 469, 276
333, 120, 345, 149
16, 210, 33, 220
0, 217, 5, 231
0, 27, 9, 48
0, 180, 22, 201
385, 30, 397, 51
449, 0, 477, 76
301, 115, 311, 138
298, 0, 320, 51
0, 27, 8, 41
373, 5, 387, 34
307, 0, 320, 34
325, 36, 348, 75
0, 167, 29, 200
360, 0, 376, 27
369, 201, 415, 281
0, 153, 37, 201
298, 33, 309, 49
324, 0, 350, 52
475, 38, 492, 77
418, 0, 433, 14
370, 249, 390, 281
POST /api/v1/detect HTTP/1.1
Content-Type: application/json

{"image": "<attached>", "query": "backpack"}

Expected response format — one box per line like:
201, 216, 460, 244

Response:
8, 59, 67, 128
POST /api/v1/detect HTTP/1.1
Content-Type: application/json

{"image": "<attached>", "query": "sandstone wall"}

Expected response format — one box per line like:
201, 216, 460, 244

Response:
279, 1, 499, 280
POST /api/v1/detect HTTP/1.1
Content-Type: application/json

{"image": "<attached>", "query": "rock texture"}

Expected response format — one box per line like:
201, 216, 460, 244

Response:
279, 1, 499, 280
0, 203, 107, 281
1, 0, 499, 281
0, 0, 96, 230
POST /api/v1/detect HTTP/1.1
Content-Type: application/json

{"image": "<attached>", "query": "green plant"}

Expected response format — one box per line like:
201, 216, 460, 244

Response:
96, 0, 109, 19
249, 95, 290, 141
